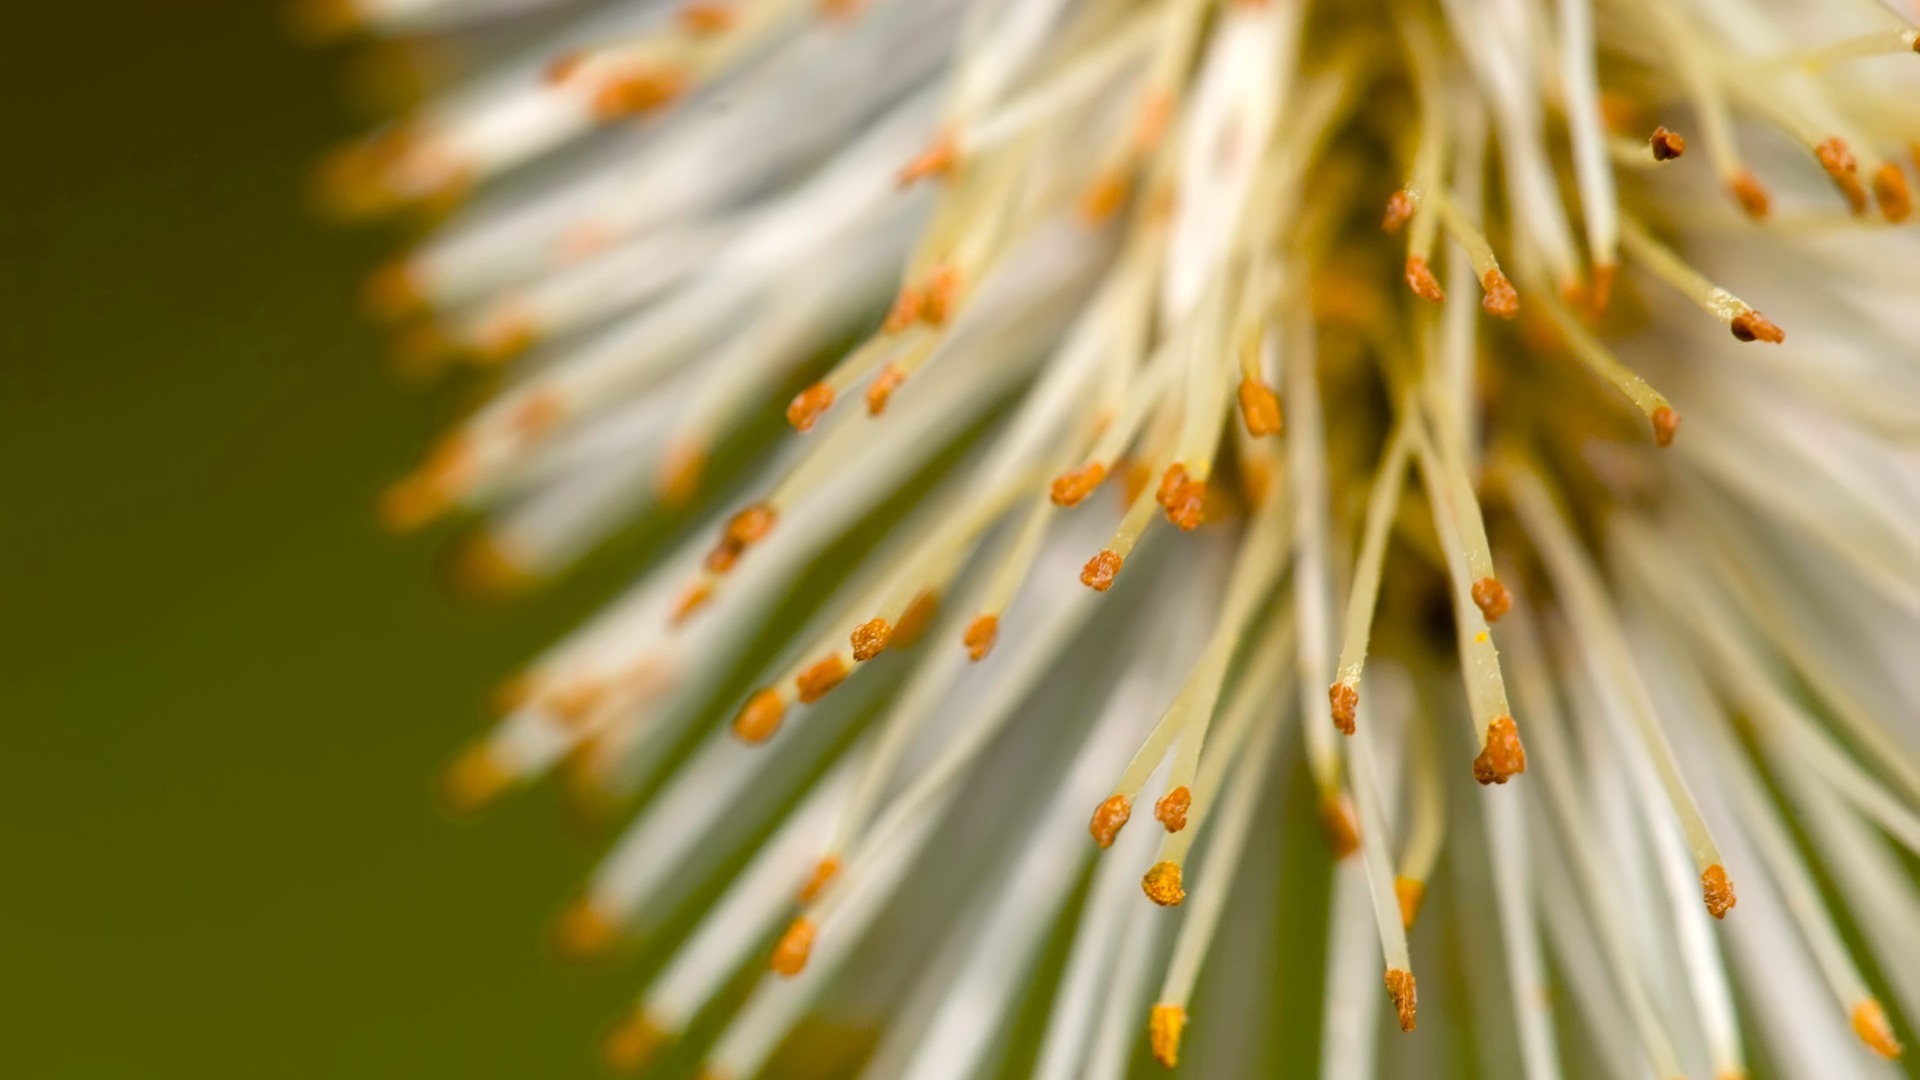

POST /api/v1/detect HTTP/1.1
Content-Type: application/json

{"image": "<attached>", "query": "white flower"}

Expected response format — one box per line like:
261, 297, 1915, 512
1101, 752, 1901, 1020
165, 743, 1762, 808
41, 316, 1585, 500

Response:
318, 0, 1920, 1076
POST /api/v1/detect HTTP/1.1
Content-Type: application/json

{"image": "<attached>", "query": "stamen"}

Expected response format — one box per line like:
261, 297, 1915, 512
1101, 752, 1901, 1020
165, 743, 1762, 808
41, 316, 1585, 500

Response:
1317, 790, 1362, 859
1473, 715, 1528, 785
1729, 172, 1772, 219
602, 1008, 665, 1074
1650, 126, 1687, 161
1814, 137, 1870, 217
1384, 968, 1417, 1032
1236, 376, 1282, 437
1404, 255, 1446, 304
798, 858, 840, 903
1852, 999, 1903, 1059
1619, 216, 1784, 346
892, 591, 939, 649
553, 895, 622, 960
769, 917, 814, 977
1148, 1004, 1186, 1068
1871, 164, 1911, 224
786, 383, 835, 432
963, 614, 998, 661
1051, 463, 1108, 507
1089, 794, 1131, 848
795, 656, 848, 702
1141, 861, 1184, 906
849, 618, 891, 662
732, 689, 785, 743
1394, 878, 1426, 931
1080, 550, 1123, 591
1329, 422, 1414, 734
1154, 786, 1191, 833
441, 744, 514, 816
1701, 863, 1737, 920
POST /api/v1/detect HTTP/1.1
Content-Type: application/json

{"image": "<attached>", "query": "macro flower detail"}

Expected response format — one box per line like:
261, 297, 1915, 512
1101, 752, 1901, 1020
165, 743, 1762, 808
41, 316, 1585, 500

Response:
318, 0, 1920, 1076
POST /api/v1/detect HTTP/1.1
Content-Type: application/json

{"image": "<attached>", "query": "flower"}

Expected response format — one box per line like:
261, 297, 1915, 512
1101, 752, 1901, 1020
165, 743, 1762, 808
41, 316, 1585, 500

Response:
320, 0, 1920, 1076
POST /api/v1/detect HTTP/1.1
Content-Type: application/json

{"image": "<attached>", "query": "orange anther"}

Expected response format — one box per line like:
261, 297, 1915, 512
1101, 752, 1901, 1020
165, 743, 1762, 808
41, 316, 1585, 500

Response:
1472, 715, 1528, 785
1080, 550, 1123, 591
1237, 377, 1282, 437
786, 382, 835, 432
1405, 256, 1446, 304
732, 689, 785, 743
1050, 463, 1108, 506
963, 615, 999, 661
1089, 794, 1131, 848
796, 656, 848, 703
1154, 786, 1191, 832
849, 618, 892, 662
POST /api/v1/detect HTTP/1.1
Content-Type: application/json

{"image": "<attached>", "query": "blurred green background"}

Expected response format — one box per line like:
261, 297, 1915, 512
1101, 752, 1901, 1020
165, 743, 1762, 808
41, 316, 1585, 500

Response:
3, 4, 641, 1075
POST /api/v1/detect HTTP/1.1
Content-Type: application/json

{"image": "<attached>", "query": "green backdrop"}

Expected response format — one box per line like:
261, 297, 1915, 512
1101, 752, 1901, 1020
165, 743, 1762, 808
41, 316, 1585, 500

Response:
4, 4, 643, 1075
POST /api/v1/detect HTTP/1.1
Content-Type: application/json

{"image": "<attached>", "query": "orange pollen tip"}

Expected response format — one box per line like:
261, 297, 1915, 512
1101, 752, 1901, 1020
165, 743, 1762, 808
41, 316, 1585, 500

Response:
602, 1008, 665, 1074
798, 857, 841, 903
1148, 1004, 1187, 1068
677, 2, 737, 35
1701, 863, 1737, 920
552, 896, 621, 960
1154, 786, 1192, 833
1080, 549, 1123, 591
1852, 998, 1903, 1059
660, 442, 706, 507
1395, 876, 1426, 931
1872, 163, 1912, 224
1473, 715, 1528, 785
1729, 310, 1785, 345
1384, 969, 1418, 1032
1142, 861, 1185, 906
492, 673, 534, 716
1729, 172, 1772, 220
545, 50, 588, 84
1089, 794, 1131, 848
451, 531, 536, 601
725, 504, 777, 546
363, 260, 424, 322
963, 614, 999, 661
592, 69, 686, 120
732, 689, 785, 743
919, 265, 960, 326
1405, 256, 1446, 304
704, 538, 743, 574
549, 680, 607, 728
1122, 460, 1153, 506
849, 618, 892, 662
1157, 466, 1206, 531
1237, 377, 1283, 437
1651, 406, 1681, 448
1815, 136, 1859, 178
1317, 792, 1362, 859
892, 591, 939, 649
1382, 189, 1416, 233
883, 286, 923, 332
786, 382, 835, 432
1480, 269, 1520, 319
510, 392, 565, 442
1079, 171, 1132, 223
1649, 126, 1687, 161
770, 918, 815, 977
865, 363, 905, 415
441, 745, 513, 817
1328, 682, 1359, 736
1471, 576, 1512, 622
796, 656, 849, 703
897, 135, 958, 186
1050, 462, 1108, 506
1589, 262, 1618, 322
